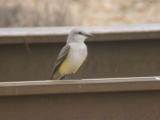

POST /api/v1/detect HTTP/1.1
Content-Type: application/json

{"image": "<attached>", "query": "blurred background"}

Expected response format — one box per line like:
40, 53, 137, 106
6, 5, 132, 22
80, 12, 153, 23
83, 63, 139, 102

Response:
0, 0, 159, 27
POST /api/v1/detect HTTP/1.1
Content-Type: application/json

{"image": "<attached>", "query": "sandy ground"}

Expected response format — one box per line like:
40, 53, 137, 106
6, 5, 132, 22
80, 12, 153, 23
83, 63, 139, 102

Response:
0, 0, 159, 27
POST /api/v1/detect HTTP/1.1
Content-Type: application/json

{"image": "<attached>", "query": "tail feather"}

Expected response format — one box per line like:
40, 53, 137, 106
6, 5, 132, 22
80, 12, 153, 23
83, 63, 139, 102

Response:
50, 71, 64, 80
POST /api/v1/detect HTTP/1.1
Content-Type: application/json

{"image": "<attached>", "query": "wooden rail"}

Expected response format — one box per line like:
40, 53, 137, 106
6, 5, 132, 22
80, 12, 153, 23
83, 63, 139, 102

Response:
0, 76, 160, 96
0, 24, 160, 120
0, 24, 160, 44
0, 24, 160, 81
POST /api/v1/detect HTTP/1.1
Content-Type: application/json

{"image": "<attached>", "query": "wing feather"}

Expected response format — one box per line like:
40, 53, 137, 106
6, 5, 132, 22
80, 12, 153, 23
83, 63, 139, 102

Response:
50, 44, 70, 79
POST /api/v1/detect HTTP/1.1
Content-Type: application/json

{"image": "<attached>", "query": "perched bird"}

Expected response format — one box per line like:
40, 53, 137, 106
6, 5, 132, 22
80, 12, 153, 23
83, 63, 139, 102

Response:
50, 28, 92, 80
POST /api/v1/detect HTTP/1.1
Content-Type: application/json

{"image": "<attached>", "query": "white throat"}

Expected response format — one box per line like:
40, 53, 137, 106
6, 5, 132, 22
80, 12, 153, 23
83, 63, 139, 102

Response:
67, 34, 87, 43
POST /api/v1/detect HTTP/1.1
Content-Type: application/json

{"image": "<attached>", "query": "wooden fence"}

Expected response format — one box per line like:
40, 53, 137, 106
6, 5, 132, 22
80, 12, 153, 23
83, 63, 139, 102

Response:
0, 24, 160, 120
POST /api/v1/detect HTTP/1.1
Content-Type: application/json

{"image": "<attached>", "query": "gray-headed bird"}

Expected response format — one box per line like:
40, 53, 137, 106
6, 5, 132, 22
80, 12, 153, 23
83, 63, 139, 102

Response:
50, 28, 92, 80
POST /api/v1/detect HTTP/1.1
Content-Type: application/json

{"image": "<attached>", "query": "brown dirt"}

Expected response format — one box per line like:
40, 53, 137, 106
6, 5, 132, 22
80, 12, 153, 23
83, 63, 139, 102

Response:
0, 0, 159, 27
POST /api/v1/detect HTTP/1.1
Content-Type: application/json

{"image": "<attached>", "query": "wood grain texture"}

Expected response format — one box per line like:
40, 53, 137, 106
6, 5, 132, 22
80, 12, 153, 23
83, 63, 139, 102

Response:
0, 24, 160, 44
0, 76, 160, 96
0, 24, 160, 81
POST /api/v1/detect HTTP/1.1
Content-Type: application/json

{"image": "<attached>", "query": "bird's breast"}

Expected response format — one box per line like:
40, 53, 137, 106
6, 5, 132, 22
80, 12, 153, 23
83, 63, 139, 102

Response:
66, 43, 87, 73
69, 43, 87, 62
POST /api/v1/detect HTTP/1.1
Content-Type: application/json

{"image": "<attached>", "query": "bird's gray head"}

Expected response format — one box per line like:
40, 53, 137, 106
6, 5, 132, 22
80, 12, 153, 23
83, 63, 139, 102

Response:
67, 28, 92, 43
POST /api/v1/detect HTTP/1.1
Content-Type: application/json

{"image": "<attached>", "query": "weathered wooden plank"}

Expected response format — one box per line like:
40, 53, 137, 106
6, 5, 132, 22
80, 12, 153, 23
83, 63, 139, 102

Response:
0, 24, 160, 81
0, 24, 160, 44
0, 76, 160, 96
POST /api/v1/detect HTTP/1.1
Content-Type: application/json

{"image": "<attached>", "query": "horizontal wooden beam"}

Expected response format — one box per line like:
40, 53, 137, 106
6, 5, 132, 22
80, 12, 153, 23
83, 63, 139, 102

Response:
0, 76, 160, 96
0, 24, 160, 44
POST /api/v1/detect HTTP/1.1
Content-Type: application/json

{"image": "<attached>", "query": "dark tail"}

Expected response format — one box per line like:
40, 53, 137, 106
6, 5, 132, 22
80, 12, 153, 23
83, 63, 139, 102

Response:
50, 70, 64, 80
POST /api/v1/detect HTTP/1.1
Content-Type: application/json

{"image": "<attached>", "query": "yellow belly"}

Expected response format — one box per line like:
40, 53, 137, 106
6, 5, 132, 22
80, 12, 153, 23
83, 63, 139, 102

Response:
59, 43, 87, 75
59, 59, 81, 75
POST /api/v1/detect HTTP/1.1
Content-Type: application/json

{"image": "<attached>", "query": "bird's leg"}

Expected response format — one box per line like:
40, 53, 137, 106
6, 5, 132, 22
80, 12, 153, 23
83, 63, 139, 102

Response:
62, 76, 67, 80
68, 75, 72, 80
69, 74, 77, 80
62, 75, 71, 80
63, 74, 75, 80
68, 74, 73, 80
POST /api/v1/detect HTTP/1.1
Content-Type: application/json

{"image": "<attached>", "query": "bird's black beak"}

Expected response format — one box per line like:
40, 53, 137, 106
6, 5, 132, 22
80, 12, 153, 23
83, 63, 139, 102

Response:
83, 32, 93, 37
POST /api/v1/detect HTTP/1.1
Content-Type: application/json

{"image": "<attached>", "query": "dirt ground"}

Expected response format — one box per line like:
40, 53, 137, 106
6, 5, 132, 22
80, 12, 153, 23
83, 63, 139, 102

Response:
0, 0, 159, 27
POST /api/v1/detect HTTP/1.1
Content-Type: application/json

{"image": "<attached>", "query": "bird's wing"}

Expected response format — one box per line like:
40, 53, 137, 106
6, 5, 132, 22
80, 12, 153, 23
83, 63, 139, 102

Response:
50, 44, 70, 79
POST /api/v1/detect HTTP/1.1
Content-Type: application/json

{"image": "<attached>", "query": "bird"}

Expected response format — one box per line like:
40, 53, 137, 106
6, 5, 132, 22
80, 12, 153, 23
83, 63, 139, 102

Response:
50, 28, 92, 80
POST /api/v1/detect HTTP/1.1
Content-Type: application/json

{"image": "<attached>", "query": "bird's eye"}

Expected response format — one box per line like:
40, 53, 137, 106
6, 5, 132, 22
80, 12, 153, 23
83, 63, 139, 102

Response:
78, 31, 82, 34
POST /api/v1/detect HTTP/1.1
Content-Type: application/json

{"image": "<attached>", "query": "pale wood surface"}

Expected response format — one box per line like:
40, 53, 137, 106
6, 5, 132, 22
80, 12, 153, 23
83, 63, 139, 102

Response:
0, 24, 160, 44
0, 76, 160, 96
